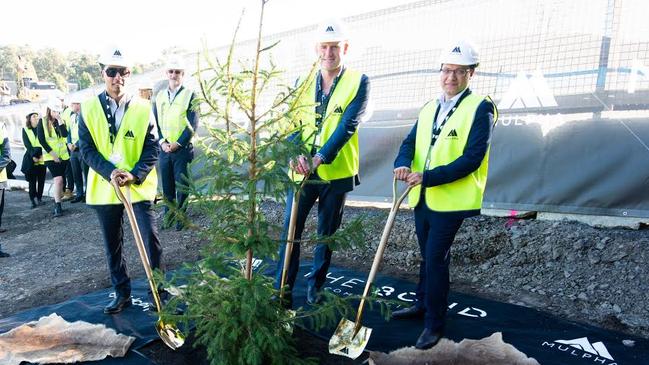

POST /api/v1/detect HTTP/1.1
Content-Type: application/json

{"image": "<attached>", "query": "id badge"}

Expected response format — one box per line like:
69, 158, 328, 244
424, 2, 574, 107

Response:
109, 153, 123, 165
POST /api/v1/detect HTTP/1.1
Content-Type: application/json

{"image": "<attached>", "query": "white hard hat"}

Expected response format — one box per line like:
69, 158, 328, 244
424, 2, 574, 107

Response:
98, 45, 132, 68
315, 18, 348, 43
439, 40, 480, 67
67, 94, 83, 104
47, 99, 63, 113
165, 56, 185, 71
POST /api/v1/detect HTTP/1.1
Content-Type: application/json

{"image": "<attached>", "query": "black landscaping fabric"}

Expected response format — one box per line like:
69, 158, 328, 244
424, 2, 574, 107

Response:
2, 262, 647, 365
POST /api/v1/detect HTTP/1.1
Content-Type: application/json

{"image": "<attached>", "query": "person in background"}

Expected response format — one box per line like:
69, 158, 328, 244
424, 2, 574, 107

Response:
37, 100, 69, 217
392, 40, 497, 349
66, 97, 88, 203
0, 122, 12, 256
21, 110, 46, 208
153, 57, 199, 231
61, 102, 76, 200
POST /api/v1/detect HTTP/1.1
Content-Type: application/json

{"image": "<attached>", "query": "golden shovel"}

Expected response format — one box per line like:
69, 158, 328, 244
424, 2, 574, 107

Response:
279, 172, 311, 303
112, 180, 185, 350
329, 177, 411, 359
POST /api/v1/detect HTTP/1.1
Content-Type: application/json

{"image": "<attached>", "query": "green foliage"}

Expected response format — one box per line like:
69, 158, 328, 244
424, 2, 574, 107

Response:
0, 45, 100, 89
78, 71, 94, 90
157, 1, 370, 363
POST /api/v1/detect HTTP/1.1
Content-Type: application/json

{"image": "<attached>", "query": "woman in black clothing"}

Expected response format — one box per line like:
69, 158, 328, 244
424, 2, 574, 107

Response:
37, 102, 69, 216
21, 111, 46, 208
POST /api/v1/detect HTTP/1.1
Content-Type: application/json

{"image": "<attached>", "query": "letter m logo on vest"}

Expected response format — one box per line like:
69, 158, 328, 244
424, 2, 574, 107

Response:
326, 26, 334, 32
447, 129, 458, 137
452, 46, 461, 53
333, 105, 343, 114
124, 130, 135, 139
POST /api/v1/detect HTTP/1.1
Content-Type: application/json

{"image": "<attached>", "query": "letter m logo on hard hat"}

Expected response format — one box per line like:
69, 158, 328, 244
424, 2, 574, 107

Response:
452, 46, 461, 53
326, 26, 334, 32
498, 70, 557, 110
113, 50, 122, 56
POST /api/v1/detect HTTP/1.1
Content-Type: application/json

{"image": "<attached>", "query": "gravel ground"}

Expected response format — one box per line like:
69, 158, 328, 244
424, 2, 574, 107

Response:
1, 189, 647, 355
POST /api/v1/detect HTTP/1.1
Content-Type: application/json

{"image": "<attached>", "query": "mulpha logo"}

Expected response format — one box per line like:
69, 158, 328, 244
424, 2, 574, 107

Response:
333, 106, 343, 114
124, 130, 135, 139
447, 129, 458, 138
326, 26, 334, 32
542, 337, 616, 364
452, 46, 461, 53
113, 50, 122, 56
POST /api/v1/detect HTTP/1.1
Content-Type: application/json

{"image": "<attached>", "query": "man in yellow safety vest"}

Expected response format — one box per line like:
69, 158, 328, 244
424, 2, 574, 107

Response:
78, 46, 162, 315
274, 18, 371, 308
392, 40, 497, 349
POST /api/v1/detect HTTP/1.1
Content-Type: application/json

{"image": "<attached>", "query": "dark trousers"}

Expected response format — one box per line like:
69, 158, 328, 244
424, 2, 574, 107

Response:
64, 157, 74, 191
275, 182, 347, 292
93, 201, 163, 297
159, 147, 193, 215
413, 204, 465, 331
69, 150, 88, 198
0, 188, 4, 228
26, 165, 46, 201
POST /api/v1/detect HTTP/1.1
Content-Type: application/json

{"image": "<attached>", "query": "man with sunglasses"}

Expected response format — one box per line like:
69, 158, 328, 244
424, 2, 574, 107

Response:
153, 57, 198, 231
392, 40, 497, 349
78, 46, 163, 315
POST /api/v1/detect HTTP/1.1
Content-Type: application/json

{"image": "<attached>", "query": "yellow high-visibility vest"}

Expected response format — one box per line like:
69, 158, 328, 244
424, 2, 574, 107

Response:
408, 92, 497, 211
291, 69, 363, 182
41, 118, 69, 162
155, 88, 193, 144
23, 127, 44, 166
81, 96, 158, 205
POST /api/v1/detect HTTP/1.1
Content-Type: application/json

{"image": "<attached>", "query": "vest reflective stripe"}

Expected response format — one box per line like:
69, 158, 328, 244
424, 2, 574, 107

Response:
408, 93, 497, 211
155, 88, 193, 144
81, 96, 158, 205
292, 69, 363, 182
41, 118, 69, 162
0, 125, 7, 182
23, 127, 44, 166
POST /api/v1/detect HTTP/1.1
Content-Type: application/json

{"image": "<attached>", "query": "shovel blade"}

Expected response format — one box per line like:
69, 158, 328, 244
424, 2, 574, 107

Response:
328, 318, 372, 359
156, 320, 185, 350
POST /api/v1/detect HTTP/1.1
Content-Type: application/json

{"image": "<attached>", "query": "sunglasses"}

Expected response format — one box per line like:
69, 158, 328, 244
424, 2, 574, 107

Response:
167, 69, 182, 75
105, 67, 131, 78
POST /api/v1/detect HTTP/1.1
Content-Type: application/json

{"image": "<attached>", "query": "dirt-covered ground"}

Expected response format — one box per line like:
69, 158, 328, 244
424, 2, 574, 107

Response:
1, 188, 647, 363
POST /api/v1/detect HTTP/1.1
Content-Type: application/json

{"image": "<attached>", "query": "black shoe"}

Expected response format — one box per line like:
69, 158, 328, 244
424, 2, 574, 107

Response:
391, 306, 425, 320
104, 294, 132, 314
0, 251, 10, 258
71, 195, 85, 203
415, 328, 443, 350
38, 199, 46, 206
0, 228, 7, 233
31, 199, 37, 209
306, 286, 321, 305
53, 203, 63, 217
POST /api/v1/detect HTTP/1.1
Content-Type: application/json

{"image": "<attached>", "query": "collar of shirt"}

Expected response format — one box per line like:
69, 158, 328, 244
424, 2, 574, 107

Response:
105, 92, 132, 129
167, 85, 183, 102
435, 88, 468, 128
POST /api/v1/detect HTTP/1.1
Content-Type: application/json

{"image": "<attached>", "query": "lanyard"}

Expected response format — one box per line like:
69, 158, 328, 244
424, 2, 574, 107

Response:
424, 103, 459, 170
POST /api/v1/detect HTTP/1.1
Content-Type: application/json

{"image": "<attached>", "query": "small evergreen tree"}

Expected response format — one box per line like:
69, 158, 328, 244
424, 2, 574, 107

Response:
162, 1, 368, 364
